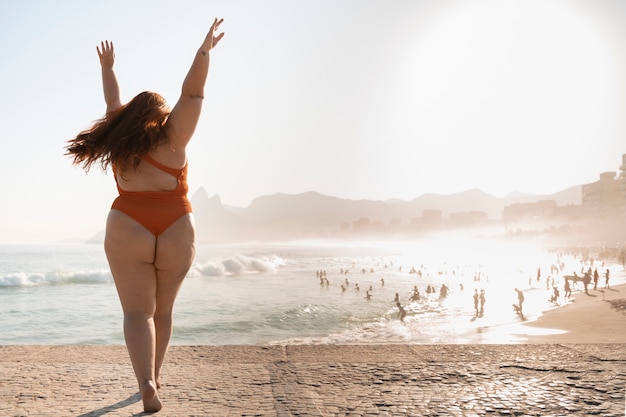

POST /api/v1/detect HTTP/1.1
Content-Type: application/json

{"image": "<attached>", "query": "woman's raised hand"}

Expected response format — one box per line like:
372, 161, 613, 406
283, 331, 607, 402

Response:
201, 18, 224, 54
97, 40, 115, 68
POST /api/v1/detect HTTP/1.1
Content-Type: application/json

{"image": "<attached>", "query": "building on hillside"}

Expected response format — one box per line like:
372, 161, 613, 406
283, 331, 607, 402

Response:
619, 153, 626, 218
582, 153, 626, 220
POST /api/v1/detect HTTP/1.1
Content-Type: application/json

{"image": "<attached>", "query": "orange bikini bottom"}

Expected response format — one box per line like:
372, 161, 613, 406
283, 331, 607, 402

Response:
111, 193, 192, 237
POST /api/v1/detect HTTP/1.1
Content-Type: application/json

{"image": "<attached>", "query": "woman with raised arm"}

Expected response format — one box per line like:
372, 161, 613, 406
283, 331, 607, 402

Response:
66, 18, 224, 412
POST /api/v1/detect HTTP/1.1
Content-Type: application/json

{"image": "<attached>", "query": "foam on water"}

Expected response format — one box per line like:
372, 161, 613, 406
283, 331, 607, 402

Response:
0, 270, 112, 287
191, 253, 285, 277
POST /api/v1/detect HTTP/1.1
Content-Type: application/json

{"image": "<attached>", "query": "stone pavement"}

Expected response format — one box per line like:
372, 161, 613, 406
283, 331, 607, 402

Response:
0, 344, 624, 416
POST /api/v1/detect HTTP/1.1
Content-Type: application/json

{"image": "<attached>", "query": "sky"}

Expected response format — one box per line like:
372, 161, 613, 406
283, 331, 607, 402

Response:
0, 0, 625, 243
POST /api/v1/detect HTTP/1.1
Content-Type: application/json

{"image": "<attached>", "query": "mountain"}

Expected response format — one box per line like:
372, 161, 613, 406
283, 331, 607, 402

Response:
543, 185, 582, 206
190, 188, 251, 242
190, 186, 583, 242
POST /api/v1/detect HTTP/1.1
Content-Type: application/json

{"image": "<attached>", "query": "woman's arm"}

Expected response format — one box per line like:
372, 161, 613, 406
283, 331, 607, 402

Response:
97, 40, 122, 114
165, 18, 225, 149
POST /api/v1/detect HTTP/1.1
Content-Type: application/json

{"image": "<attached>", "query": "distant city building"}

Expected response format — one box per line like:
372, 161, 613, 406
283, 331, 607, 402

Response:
502, 200, 557, 223
422, 209, 443, 227
579, 153, 626, 221
448, 211, 488, 227
501, 153, 626, 226
619, 154, 626, 218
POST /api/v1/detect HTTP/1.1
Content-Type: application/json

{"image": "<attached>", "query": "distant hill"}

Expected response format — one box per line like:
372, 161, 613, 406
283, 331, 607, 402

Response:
190, 188, 252, 242
189, 186, 582, 242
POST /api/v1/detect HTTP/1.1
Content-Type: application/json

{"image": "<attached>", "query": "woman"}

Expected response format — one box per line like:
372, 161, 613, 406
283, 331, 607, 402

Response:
66, 18, 224, 412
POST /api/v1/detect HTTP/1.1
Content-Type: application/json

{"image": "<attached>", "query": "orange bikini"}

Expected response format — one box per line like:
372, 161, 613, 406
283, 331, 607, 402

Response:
111, 155, 192, 237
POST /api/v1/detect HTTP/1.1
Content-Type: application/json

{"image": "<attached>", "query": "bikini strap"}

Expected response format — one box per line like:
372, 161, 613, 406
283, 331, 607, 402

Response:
142, 155, 185, 177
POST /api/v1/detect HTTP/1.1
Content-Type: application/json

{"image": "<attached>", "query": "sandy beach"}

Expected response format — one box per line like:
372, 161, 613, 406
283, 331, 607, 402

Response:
523, 282, 626, 343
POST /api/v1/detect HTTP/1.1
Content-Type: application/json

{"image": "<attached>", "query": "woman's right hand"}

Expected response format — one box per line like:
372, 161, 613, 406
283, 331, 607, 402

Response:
97, 40, 115, 68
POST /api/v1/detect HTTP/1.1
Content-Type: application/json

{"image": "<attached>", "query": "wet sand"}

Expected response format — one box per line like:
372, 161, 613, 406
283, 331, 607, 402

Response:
523, 282, 626, 343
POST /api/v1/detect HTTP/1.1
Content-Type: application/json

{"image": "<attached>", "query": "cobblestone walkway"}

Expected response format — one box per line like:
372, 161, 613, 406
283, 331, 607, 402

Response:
0, 344, 624, 416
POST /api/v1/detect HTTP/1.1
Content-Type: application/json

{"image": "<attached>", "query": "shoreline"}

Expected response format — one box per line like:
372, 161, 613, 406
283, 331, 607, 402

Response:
520, 281, 626, 343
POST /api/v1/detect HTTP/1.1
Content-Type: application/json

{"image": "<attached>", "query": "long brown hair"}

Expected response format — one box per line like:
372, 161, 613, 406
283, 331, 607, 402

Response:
66, 91, 170, 172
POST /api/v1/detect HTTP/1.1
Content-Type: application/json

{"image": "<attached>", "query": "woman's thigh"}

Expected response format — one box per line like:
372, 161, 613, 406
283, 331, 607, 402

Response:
154, 214, 196, 311
105, 210, 159, 314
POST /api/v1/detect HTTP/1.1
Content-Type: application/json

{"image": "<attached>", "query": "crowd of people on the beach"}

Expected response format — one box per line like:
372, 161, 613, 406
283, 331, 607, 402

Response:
524, 258, 614, 318
316, 264, 460, 324
314, 251, 615, 327
317, 262, 530, 324
317, 262, 487, 325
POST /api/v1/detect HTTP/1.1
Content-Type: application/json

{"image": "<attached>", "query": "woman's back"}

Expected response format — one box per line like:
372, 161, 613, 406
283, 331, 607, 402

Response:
115, 145, 186, 193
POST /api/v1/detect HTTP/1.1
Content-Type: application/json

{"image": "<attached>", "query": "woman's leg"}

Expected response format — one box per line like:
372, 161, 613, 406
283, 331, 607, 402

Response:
104, 210, 162, 412
153, 214, 196, 386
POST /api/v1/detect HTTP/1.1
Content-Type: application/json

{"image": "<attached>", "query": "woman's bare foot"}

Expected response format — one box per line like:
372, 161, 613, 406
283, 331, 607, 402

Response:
141, 380, 162, 413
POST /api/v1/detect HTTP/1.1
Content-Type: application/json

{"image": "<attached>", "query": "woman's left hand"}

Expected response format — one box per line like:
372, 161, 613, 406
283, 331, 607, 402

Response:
97, 40, 115, 68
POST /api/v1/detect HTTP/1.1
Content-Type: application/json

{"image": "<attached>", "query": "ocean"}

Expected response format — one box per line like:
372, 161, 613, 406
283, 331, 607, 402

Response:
0, 237, 622, 345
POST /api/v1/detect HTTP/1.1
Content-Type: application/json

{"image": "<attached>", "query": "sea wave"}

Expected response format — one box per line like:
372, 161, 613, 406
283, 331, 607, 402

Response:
0, 252, 286, 287
191, 253, 286, 277
0, 270, 112, 287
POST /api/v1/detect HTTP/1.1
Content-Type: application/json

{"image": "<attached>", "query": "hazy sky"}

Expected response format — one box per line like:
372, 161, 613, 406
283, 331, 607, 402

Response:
1, 0, 625, 243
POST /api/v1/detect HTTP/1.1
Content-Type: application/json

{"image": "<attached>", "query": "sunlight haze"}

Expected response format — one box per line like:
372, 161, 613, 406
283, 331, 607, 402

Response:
0, 0, 624, 242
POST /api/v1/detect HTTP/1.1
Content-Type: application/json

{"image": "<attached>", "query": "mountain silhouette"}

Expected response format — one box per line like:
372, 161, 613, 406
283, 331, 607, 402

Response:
189, 186, 582, 242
